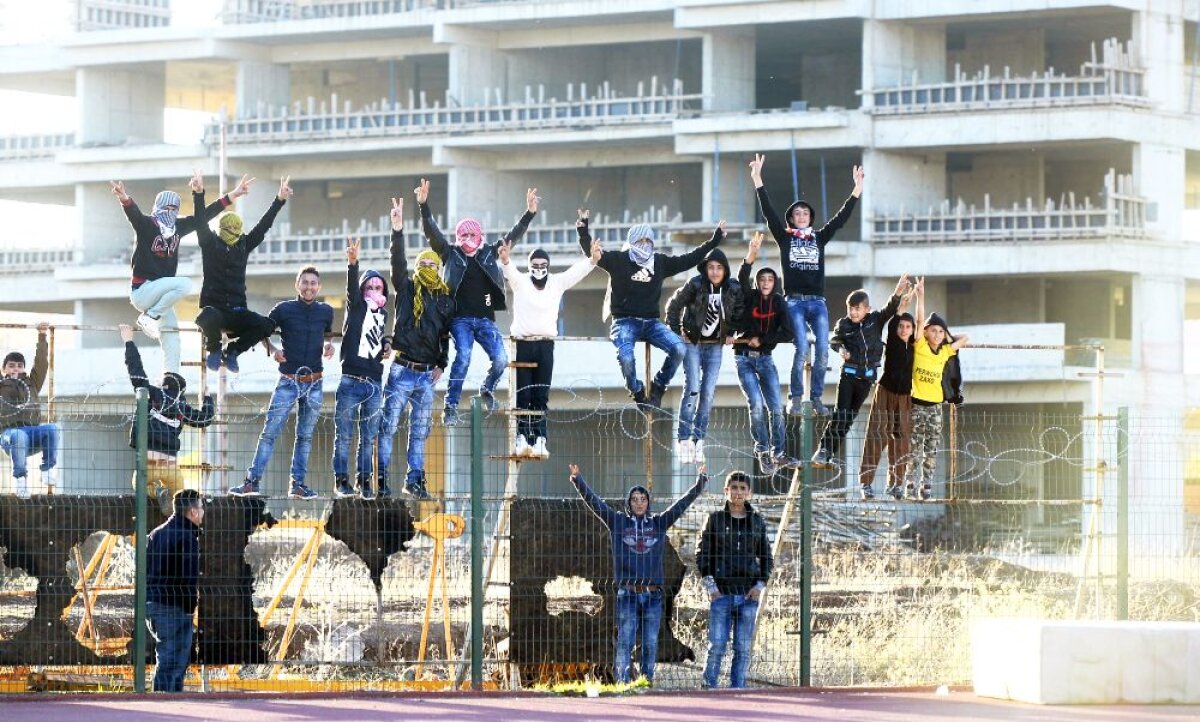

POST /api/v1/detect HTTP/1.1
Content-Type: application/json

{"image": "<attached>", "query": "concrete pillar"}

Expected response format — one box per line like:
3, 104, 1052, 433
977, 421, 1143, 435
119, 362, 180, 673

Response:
235, 60, 290, 118
702, 28, 755, 111
702, 147, 751, 224
1133, 142, 1185, 240
446, 33, 508, 107
862, 19, 946, 99
860, 149, 946, 239
76, 65, 165, 146
76, 182, 133, 265
445, 154, 501, 228
1134, 3, 1186, 113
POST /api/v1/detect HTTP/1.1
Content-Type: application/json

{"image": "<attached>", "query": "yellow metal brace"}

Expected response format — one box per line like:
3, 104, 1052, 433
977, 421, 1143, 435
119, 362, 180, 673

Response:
413, 513, 465, 678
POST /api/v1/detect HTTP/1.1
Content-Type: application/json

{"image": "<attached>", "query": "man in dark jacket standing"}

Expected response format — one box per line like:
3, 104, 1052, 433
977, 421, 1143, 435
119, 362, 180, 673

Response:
416, 179, 537, 425
1, 322, 58, 498
570, 463, 707, 684
696, 471, 772, 689
665, 247, 743, 465
194, 176, 291, 374
146, 488, 204, 692
748, 154, 863, 416
582, 216, 725, 409
378, 197, 455, 501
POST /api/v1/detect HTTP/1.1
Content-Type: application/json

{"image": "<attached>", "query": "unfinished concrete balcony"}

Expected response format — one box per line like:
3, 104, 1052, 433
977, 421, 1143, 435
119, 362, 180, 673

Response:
209, 79, 700, 154
864, 40, 1147, 116
0, 133, 76, 160
218, 0, 625, 24
74, 0, 171, 31
871, 170, 1145, 246
0, 248, 78, 275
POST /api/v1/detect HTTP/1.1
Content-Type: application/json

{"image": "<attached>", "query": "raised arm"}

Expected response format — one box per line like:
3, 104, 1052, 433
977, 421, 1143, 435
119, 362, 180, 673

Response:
660, 221, 725, 276
499, 187, 539, 248
243, 177, 290, 253
120, 325, 149, 390
749, 154, 789, 245
815, 165, 864, 245
659, 468, 708, 528
568, 465, 621, 529
415, 178, 451, 259
29, 323, 49, 393
177, 171, 244, 235
557, 249, 598, 290
915, 277, 926, 334
576, 208, 593, 256
388, 197, 408, 286
180, 394, 216, 428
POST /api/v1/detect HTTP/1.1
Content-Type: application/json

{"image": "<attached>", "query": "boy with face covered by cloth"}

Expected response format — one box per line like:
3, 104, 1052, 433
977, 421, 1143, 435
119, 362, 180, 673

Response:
496, 208, 600, 459
332, 237, 390, 500
120, 324, 215, 515
194, 176, 292, 374
415, 179, 538, 426
569, 462, 707, 685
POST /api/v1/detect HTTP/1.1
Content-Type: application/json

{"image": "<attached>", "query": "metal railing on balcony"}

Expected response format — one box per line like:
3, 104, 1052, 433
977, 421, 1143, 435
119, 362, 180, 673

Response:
0, 133, 75, 160
0, 248, 78, 274
209, 79, 701, 145
865, 39, 1147, 115
74, 0, 171, 31
219, 0, 572, 23
871, 170, 1146, 245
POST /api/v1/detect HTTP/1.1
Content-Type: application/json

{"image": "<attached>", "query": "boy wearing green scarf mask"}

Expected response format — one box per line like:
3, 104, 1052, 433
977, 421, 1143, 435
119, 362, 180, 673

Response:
194, 176, 292, 373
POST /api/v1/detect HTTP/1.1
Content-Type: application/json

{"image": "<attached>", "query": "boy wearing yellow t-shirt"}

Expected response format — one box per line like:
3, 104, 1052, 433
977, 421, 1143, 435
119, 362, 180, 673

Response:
907, 278, 969, 500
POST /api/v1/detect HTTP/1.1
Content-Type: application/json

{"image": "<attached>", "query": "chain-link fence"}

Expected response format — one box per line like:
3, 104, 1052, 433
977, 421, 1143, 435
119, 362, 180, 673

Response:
0, 325, 1196, 693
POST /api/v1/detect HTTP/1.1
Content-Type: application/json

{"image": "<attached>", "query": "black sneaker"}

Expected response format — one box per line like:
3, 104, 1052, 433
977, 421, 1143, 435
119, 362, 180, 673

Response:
860, 484, 875, 500
774, 453, 800, 469
811, 400, 830, 416
442, 406, 460, 426
757, 451, 777, 475
919, 483, 933, 501
288, 481, 318, 499
904, 483, 918, 501
359, 475, 375, 500
479, 389, 498, 412
811, 447, 831, 468
646, 382, 667, 411
630, 386, 647, 406
377, 480, 392, 499
230, 478, 262, 497
405, 474, 433, 501
887, 484, 903, 500
334, 476, 356, 498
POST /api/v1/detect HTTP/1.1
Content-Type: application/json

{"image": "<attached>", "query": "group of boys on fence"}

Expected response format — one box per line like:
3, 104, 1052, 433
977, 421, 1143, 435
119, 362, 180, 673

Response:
0, 155, 968, 690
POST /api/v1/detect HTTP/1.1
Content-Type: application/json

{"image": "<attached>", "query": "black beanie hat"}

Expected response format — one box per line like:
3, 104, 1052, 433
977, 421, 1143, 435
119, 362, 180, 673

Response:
528, 248, 550, 265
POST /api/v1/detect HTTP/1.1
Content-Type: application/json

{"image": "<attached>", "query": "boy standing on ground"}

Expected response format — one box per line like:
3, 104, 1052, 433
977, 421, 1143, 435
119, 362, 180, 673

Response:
748, 154, 863, 416
0, 322, 58, 498
416, 179, 538, 425
194, 176, 291, 374
229, 266, 335, 500
666, 243, 743, 465
859, 305, 917, 500
735, 233, 794, 474
378, 197, 456, 501
696, 470, 773, 689
497, 209, 600, 459
813, 275, 909, 479
582, 215, 726, 410
569, 463, 707, 685
907, 278, 970, 501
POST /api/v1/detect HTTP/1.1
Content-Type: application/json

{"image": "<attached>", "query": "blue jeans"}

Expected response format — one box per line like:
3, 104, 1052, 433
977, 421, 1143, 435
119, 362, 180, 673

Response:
704, 593, 759, 688
678, 342, 723, 441
332, 375, 383, 479
609, 318, 685, 397
614, 587, 663, 683
0, 423, 59, 478
446, 317, 508, 408
735, 354, 785, 455
146, 600, 193, 692
247, 376, 323, 485
378, 364, 436, 483
786, 296, 829, 403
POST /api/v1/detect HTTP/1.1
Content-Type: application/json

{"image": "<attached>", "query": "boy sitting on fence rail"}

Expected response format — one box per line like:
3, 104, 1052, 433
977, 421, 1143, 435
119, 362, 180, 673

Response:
1, 322, 58, 498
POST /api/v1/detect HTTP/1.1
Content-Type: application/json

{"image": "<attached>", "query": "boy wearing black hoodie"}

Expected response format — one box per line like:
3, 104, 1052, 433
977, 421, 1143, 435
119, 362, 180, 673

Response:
581, 217, 726, 409
666, 246, 743, 465
813, 275, 909, 478
748, 154, 864, 416
906, 278, 969, 501
569, 463, 707, 684
735, 233, 794, 474
332, 238, 390, 500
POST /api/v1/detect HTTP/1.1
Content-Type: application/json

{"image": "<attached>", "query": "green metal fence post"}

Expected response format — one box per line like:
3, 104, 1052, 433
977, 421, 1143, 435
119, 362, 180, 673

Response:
133, 387, 149, 693
1117, 406, 1129, 620
469, 395, 484, 690
799, 401, 814, 687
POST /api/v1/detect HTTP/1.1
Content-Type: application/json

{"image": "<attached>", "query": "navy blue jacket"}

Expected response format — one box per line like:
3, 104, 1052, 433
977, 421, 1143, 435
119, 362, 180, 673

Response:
419, 202, 534, 313
147, 513, 200, 612
124, 342, 214, 455
571, 473, 706, 587
339, 263, 390, 382
268, 297, 335, 375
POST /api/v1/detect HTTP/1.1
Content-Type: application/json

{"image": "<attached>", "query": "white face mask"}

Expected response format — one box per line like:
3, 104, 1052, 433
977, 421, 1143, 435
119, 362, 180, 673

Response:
529, 265, 549, 280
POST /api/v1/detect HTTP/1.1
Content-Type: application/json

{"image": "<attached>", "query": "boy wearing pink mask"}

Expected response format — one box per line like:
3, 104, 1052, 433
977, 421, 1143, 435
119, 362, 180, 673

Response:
415, 179, 538, 425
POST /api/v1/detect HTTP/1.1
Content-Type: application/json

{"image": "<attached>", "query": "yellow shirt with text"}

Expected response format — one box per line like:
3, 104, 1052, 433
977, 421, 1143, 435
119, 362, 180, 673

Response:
911, 336, 956, 404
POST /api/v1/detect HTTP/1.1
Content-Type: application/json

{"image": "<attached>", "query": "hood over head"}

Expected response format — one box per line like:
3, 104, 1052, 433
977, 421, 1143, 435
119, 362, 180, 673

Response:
696, 247, 731, 287
784, 199, 816, 229
625, 484, 652, 516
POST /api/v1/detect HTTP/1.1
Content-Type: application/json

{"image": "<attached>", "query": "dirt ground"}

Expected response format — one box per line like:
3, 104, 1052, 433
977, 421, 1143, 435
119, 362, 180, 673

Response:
1, 688, 1198, 721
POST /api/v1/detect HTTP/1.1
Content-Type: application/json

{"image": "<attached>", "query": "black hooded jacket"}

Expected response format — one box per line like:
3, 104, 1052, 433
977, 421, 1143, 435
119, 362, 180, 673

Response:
390, 229, 456, 368
664, 248, 745, 343
196, 190, 286, 310
879, 313, 916, 395
339, 263, 390, 382
830, 294, 902, 371
695, 501, 774, 595
756, 185, 858, 297
124, 342, 214, 455
735, 262, 793, 355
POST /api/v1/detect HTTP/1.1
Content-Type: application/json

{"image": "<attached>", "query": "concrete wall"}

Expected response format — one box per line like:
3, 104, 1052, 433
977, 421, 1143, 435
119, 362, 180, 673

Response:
290, 55, 449, 111
948, 27, 1046, 77
756, 21, 861, 110
507, 40, 700, 102
77, 65, 165, 146
946, 278, 1046, 326
947, 153, 1044, 209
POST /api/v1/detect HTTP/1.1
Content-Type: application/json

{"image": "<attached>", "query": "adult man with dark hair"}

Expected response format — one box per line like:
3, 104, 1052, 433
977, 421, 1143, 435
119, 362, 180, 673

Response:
146, 488, 204, 693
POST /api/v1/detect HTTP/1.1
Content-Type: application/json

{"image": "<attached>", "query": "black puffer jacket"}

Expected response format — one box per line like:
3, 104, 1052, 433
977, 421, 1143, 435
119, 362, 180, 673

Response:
196, 190, 285, 310
695, 502, 774, 595
124, 342, 214, 455
830, 294, 902, 371
664, 248, 744, 343
390, 230, 456, 368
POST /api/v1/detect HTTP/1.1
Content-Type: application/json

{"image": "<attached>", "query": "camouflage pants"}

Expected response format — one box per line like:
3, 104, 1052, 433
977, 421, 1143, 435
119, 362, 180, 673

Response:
908, 403, 943, 486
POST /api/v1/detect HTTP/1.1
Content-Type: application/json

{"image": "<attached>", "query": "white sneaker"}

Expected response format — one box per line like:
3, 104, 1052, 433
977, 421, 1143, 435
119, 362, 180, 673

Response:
693, 439, 706, 465
514, 435, 532, 457
14, 476, 29, 499
675, 438, 694, 464
136, 313, 162, 341
533, 437, 550, 459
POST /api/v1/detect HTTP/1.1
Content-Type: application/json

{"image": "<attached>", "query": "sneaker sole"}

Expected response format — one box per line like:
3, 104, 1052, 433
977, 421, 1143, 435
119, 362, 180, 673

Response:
230, 490, 263, 497
334, 490, 357, 499
288, 492, 317, 499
